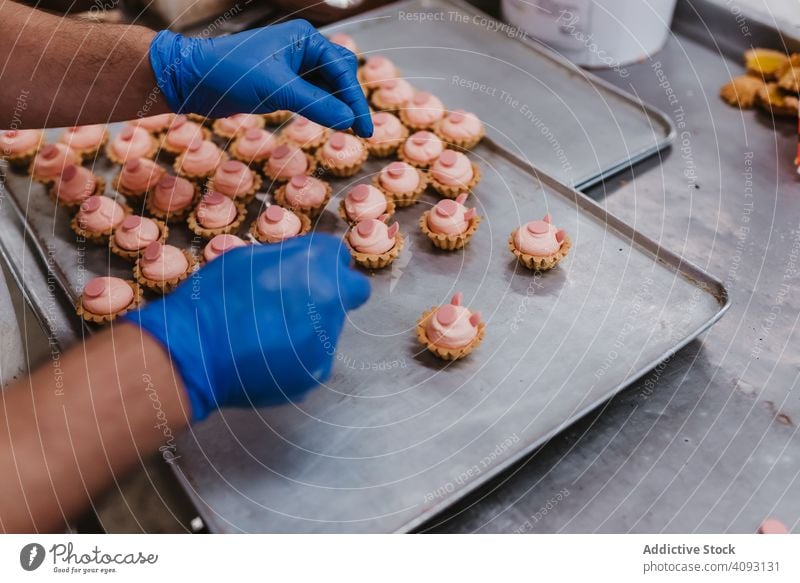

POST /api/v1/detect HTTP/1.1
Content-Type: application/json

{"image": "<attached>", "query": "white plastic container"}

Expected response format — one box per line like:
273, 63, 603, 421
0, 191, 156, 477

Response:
502, 0, 677, 69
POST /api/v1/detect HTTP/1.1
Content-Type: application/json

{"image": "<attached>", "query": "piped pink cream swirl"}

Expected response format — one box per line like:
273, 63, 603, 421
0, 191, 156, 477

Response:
437, 109, 483, 141
151, 175, 195, 213
131, 113, 175, 132
425, 299, 480, 350
378, 161, 420, 194
140, 242, 189, 282
234, 128, 278, 161
59, 125, 106, 151
1, 129, 43, 156
108, 125, 153, 161
256, 206, 303, 241
348, 218, 398, 255
77, 196, 127, 233
179, 140, 224, 176
344, 184, 387, 222
52, 165, 98, 204
284, 175, 327, 209
402, 92, 445, 126
113, 215, 161, 251
373, 79, 414, 108
163, 116, 206, 151
31, 144, 80, 180
360, 56, 398, 86
329, 33, 358, 54
367, 112, 405, 146
402, 131, 443, 165
514, 216, 566, 257
196, 192, 238, 229
81, 277, 134, 316
212, 160, 254, 198
427, 195, 476, 235
266, 144, 309, 179
216, 114, 263, 136
117, 158, 164, 193
283, 117, 327, 146
203, 234, 246, 262
319, 132, 365, 168
431, 150, 473, 187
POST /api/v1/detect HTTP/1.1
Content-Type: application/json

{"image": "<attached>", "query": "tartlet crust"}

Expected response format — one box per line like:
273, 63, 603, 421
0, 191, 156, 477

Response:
76, 280, 143, 323
134, 248, 197, 295
508, 231, 572, 271
372, 167, 428, 207
430, 162, 481, 199
419, 211, 481, 250
274, 180, 332, 218
345, 232, 404, 269
109, 218, 169, 262
416, 308, 486, 361
186, 200, 248, 239
248, 210, 312, 244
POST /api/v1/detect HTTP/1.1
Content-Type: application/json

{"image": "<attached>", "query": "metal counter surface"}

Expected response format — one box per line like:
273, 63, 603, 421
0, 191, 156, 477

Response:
424, 14, 800, 533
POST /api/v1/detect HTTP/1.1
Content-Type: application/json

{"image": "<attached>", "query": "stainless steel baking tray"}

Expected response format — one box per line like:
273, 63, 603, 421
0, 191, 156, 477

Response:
326, 0, 675, 189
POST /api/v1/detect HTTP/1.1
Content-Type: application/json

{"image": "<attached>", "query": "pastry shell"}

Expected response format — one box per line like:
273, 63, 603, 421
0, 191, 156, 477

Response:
76, 280, 143, 323
365, 124, 409, 158
144, 184, 200, 224
109, 218, 169, 262
158, 125, 213, 156
262, 110, 293, 126
508, 231, 571, 271
105, 133, 158, 165
48, 176, 106, 211
315, 138, 369, 177
248, 210, 312, 243
206, 169, 263, 204
419, 211, 481, 250
432, 119, 486, 151
338, 196, 396, 225
70, 200, 133, 244
372, 167, 428, 207
345, 232, 404, 269
173, 149, 228, 182
274, 180, 332, 218
212, 116, 266, 140
186, 200, 248, 239
262, 152, 317, 183
399, 107, 444, 132
416, 308, 486, 361
430, 162, 481, 199
134, 248, 197, 295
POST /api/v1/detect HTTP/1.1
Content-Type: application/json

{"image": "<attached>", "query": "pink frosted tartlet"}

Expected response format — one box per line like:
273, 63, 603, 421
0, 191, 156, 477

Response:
250, 205, 311, 244
329, 33, 361, 59
417, 292, 484, 361
274, 174, 331, 217
49, 164, 105, 209
212, 113, 266, 139
71, 195, 130, 243
429, 149, 481, 198
346, 215, 403, 269
188, 191, 246, 238
262, 110, 292, 125
509, 214, 570, 271
371, 78, 414, 112
281, 116, 330, 151
263, 143, 315, 182
58, 125, 108, 158
230, 128, 279, 164
420, 193, 480, 250
434, 109, 485, 150
110, 214, 168, 261
105, 125, 157, 165
399, 92, 446, 130
174, 139, 226, 181
131, 113, 176, 134
77, 276, 142, 323
364, 111, 408, 157
30, 143, 80, 184
160, 115, 210, 155
202, 234, 247, 263
316, 132, 367, 177
398, 130, 444, 168
372, 160, 427, 207
339, 183, 395, 224
134, 241, 195, 294
145, 175, 198, 223
206, 160, 261, 202
1, 129, 44, 166
358, 56, 399, 91
113, 158, 165, 199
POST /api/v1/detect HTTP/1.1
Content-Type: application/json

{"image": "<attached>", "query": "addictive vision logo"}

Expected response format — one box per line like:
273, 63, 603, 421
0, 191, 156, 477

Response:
20, 543, 46, 571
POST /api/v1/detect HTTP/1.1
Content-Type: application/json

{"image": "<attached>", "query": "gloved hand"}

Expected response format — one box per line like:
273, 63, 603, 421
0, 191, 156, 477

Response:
122, 234, 371, 421
149, 19, 373, 137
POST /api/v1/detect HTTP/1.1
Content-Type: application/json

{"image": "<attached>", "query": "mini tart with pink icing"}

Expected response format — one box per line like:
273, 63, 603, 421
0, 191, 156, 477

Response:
345, 215, 403, 269
281, 116, 330, 151
262, 110, 292, 125
399, 91, 446, 130
338, 183, 395, 224
58, 125, 108, 158
134, 241, 196, 294
130, 113, 176, 134
187, 191, 247, 239
48, 164, 105, 209
229, 128, 279, 164
212, 114, 266, 139
0, 129, 44, 166
509, 214, 570, 271
263, 143, 316, 182
76, 276, 142, 323
329, 33, 362, 61
315, 132, 368, 177
433, 109, 485, 150
70, 195, 131, 243
398, 130, 444, 168
105, 125, 158, 165
249, 205, 311, 244
364, 111, 408, 157
109, 215, 168, 261
357, 56, 400, 91
416, 292, 485, 361
372, 160, 428, 207
30, 143, 81, 184
112, 158, 165, 199
371, 78, 415, 112
145, 175, 198, 223
274, 174, 331, 217
202, 234, 247, 263
160, 115, 211, 155
429, 149, 481, 198
174, 139, 226, 181
206, 160, 262, 203
420, 193, 480, 250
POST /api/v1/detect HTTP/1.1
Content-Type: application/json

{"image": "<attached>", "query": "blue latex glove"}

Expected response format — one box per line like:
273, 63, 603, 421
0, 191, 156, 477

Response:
149, 20, 373, 137
122, 234, 371, 421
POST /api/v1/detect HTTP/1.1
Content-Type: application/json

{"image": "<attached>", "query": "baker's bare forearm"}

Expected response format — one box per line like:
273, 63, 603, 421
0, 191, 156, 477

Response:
0, 1, 170, 129
0, 323, 190, 533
